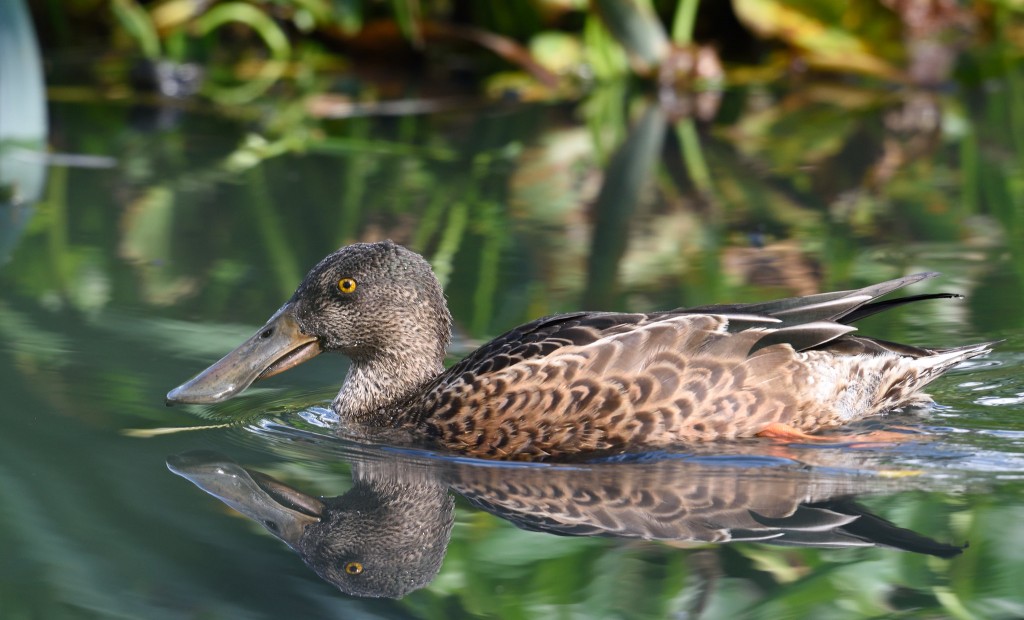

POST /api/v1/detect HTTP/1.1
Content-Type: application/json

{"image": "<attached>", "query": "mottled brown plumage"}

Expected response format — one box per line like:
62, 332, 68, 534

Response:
444, 457, 960, 554
167, 241, 996, 461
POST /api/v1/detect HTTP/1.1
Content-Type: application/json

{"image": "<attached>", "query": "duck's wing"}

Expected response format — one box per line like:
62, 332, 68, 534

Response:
682, 271, 949, 327
683, 271, 976, 358
442, 272, 951, 380
438, 311, 674, 380
414, 311, 836, 457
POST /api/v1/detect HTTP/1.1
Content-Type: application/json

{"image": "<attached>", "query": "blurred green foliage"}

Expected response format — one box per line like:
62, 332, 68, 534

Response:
29, 0, 1023, 102
3, 0, 1024, 618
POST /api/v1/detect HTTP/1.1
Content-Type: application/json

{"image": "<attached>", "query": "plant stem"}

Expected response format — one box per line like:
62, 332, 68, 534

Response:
671, 0, 700, 46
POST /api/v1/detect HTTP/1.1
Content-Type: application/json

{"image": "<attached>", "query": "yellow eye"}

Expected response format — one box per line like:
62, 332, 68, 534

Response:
344, 561, 363, 575
338, 278, 357, 294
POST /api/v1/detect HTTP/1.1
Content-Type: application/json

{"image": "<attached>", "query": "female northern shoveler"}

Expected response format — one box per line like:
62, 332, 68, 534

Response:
167, 241, 995, 460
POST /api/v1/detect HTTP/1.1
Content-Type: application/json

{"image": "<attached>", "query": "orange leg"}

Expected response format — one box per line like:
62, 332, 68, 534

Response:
756, 423, 921, 445
756, 423, 832, 442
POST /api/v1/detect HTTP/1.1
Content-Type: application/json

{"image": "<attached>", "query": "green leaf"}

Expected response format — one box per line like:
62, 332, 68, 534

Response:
732, 0, 901, 78
110, 0, 161, 58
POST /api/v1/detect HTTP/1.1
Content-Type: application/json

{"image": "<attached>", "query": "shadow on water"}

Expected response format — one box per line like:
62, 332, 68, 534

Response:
167, 436, 966, 601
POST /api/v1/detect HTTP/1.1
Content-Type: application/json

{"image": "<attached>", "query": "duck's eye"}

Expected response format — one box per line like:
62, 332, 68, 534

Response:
343, 561, 363, 575
338, 278, 357, 294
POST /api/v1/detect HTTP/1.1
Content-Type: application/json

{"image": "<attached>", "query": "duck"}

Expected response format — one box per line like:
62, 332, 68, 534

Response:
167, 448, 964, 599
166, 240, 996, 460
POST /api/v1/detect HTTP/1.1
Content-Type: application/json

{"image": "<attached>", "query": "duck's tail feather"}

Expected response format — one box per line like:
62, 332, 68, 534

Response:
918, 340, 1001, 379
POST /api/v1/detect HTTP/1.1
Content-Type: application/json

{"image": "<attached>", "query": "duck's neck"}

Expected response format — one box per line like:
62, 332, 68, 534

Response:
332, 345, 445, 426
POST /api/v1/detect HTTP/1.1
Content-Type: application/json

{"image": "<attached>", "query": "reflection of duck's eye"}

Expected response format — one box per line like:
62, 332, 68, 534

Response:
338, 278, 357, 294
343, 561, 363, 575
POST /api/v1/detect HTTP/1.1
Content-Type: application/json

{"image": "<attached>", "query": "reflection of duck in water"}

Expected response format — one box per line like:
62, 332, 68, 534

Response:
167, 241, 995, 460
168, 450, 964, 599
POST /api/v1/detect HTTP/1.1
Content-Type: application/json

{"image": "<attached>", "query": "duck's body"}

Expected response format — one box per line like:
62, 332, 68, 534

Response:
402, 306, 988, 459
167, 241, 995, 460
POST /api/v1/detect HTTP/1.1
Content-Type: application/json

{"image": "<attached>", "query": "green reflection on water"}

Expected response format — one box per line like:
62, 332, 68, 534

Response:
3, 37, 1024, 620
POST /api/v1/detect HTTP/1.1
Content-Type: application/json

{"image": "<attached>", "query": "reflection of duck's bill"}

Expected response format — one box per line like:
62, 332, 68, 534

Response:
167, 450, 324, 549
166, 303, 322, 405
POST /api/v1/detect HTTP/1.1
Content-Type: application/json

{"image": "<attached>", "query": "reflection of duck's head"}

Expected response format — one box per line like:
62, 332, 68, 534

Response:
167, 451, 454, 599
299, 474, 454, 599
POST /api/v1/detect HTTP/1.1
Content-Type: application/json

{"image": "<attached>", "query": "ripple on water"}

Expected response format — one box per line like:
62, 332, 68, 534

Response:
977, 394, 1024, 407
205, 405, 1021, 489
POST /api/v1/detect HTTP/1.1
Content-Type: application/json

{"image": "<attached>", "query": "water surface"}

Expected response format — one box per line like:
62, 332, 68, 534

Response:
3, 43, 1024, 620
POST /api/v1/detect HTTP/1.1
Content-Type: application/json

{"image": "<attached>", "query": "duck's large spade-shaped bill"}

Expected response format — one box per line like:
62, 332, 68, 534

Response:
166, 304, 321, 405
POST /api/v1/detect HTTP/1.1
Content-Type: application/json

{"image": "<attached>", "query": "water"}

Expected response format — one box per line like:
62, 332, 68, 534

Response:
3, 41, 1024, 620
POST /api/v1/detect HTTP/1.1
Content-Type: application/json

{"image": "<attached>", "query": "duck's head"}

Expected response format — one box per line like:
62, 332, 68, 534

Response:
166, 241, 452, 407
167, 451, 454, 598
